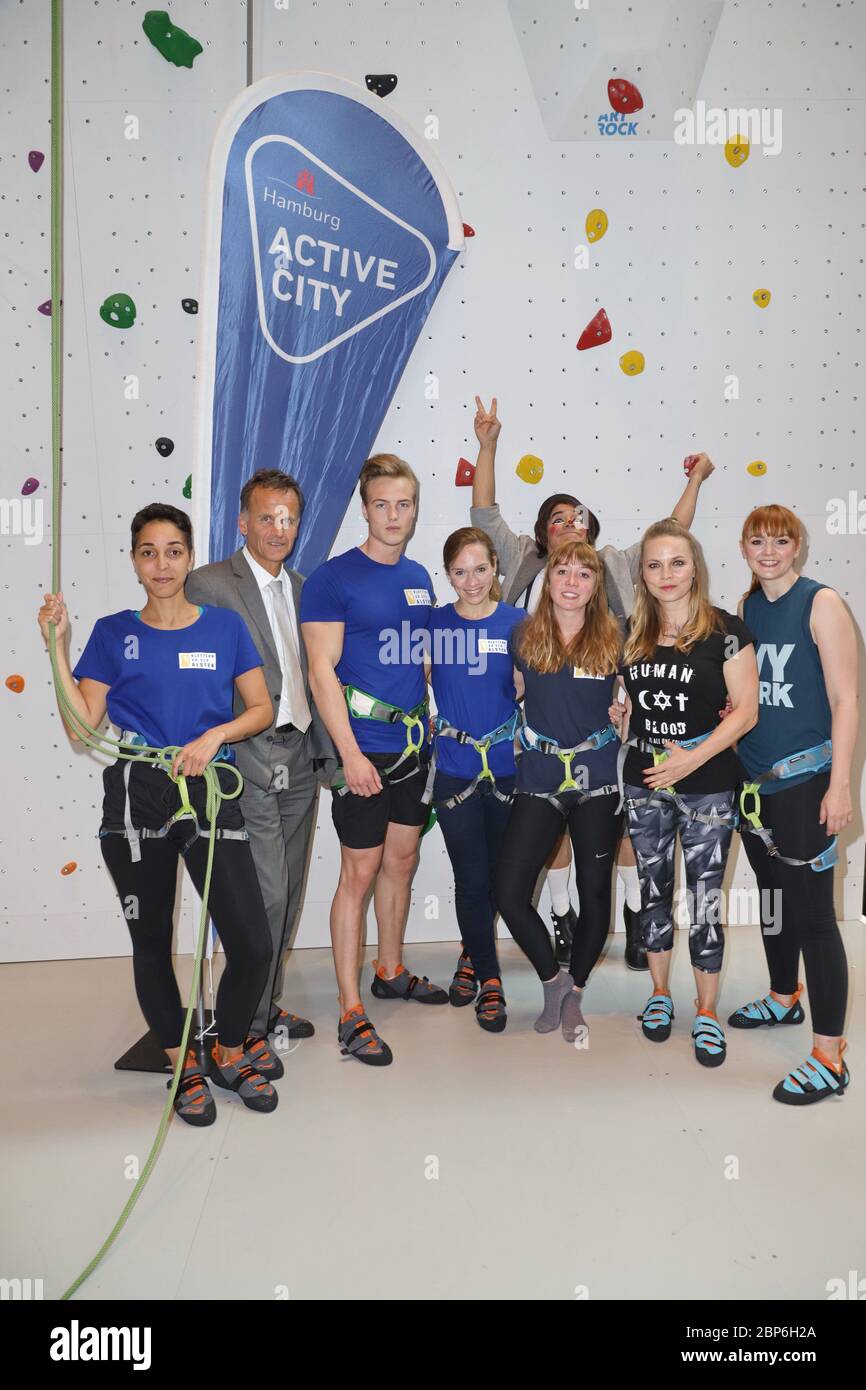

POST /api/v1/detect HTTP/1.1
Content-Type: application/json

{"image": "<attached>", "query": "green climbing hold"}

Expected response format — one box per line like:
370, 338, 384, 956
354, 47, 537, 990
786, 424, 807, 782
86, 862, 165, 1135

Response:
99, 293, 136, 329
142, 10, 203, 68
182, 475, 192, 500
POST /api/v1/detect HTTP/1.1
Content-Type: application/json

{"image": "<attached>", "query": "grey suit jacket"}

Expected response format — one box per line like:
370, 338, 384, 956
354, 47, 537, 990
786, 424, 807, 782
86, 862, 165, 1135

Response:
185, 549, 337, 791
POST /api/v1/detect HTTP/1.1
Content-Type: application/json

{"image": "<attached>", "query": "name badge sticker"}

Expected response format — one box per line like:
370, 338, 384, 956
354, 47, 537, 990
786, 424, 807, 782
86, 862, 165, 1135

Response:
478, 638, 509, 654
179, 652, 217, 670
573, 666, 607, 680
404, 588, 432, 607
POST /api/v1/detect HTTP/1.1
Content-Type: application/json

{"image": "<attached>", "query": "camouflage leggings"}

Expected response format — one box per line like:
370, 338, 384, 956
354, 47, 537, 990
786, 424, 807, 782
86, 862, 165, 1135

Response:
624, 785, 737, 973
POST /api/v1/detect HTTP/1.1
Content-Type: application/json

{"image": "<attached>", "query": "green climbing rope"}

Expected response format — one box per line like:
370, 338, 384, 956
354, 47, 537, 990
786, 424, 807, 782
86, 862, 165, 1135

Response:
47, 0, 238, 1301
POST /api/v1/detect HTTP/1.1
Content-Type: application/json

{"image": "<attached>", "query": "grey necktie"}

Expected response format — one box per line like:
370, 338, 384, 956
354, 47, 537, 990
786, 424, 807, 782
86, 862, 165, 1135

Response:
267, 579, 311, 732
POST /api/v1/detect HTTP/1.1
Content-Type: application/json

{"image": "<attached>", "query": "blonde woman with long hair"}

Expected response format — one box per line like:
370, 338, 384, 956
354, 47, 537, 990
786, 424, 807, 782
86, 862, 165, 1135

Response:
613, 520, 758, 1068
494, 541, 624, 1042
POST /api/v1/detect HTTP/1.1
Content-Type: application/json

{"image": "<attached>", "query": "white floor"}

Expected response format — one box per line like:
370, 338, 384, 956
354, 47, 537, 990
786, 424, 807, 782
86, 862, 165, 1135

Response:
2, 924, 863, 1302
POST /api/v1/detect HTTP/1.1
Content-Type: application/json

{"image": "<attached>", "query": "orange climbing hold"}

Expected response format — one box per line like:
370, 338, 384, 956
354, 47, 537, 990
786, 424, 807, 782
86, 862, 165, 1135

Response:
5, 674, 25, 693
577, 308, 612, 351
60, 861, 78, 876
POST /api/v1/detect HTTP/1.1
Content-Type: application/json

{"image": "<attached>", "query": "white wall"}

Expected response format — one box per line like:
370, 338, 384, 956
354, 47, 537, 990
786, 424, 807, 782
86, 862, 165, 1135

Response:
2, 0, 864, 962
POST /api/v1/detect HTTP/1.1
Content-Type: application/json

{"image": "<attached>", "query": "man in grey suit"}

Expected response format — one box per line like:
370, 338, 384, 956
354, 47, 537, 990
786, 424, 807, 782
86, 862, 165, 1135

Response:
186, 469, 336, 1072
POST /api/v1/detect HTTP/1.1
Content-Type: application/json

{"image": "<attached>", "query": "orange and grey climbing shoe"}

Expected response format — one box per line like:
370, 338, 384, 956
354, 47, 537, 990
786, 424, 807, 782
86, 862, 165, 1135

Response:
242, 1034, 285, 1080
208, 1045, 278, 1113
370, 960, 448, 1004
170, 1051, 216, 1128
337, 1004, 393, 1067
475, 979, 507, 1034
449, 951, 478, 1007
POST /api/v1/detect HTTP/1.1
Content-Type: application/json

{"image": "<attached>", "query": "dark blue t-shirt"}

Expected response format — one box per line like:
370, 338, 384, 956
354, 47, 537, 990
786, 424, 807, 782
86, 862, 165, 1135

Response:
300, 547, 435, 753
73, 606, 262, 755
738, 576, 832, 793
510, 629, 619, 794
429, 603, 522, 779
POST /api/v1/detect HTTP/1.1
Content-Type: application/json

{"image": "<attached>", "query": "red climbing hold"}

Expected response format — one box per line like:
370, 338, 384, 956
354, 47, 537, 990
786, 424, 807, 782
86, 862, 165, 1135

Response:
462, 224, 476, 238
29, 150, 45, 173
455, 458, 475, 487
576, 308, 612, 352
608, 78, 643, 115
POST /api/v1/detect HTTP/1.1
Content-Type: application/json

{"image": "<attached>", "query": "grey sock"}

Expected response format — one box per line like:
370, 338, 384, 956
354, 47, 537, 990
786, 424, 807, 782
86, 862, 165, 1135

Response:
534, 970, 574, 1033
561, 987, 587, 1044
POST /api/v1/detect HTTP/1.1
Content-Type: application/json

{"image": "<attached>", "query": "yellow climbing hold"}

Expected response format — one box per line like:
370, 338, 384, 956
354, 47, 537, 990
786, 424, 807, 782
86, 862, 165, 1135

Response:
586, 208, 608, 243
747, 460, 767, 478
725, 136, 750, 168
619, 350, 645, 376
753, 289, 771, 308
516, 455, 544, 485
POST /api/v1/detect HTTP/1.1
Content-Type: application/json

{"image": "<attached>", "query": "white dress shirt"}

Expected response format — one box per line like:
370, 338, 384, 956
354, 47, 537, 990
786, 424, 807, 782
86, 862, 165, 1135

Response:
242, 546, 309, 730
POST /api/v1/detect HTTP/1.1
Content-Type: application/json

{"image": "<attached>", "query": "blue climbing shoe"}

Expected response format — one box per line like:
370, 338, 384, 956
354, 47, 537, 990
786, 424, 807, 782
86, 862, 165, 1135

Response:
639, 992, 674, 1042
692, 1008, 727, 1068
773, 1044, 849, 1106
728, 983, 805, 1029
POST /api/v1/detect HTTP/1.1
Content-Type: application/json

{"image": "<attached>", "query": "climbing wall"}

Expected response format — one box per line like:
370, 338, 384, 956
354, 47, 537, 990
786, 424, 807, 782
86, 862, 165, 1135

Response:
2, 0, 864, 964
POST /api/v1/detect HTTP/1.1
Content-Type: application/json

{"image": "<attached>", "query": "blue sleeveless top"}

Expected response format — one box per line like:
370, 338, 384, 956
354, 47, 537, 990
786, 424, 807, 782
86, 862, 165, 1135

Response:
737, 576, 831, 793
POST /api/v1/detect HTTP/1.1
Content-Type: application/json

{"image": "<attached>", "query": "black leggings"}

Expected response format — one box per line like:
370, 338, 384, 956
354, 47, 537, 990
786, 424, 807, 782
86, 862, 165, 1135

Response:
99, 760, 272, 1051
494, 792, 622, 985
740, 771, 848, 1037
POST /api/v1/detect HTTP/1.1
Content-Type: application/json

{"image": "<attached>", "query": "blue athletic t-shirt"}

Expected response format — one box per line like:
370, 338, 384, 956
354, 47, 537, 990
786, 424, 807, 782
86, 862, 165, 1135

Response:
73, 606, 262, 757
300, 547, 435, 753
429, 603, 522, 780
510, 628, 619, 795
738, 576, 832, 793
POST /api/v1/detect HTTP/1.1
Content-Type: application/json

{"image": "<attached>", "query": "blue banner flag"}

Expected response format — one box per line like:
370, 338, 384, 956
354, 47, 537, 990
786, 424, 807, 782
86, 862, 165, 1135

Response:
192, 73, 463, 574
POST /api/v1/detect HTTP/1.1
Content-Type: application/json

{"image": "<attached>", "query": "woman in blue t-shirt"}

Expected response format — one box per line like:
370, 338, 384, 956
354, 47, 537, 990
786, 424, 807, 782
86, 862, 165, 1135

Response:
729, 504, 857, 1105
493, 540, 624, 1043
427, 527, 523, 1032
37, 504, 279, 1126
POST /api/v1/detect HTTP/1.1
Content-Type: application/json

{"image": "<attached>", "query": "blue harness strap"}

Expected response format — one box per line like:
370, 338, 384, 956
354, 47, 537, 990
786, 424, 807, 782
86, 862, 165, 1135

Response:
616, 730, 736, 828
423, 709, 520, 810
739, 740, 836, 872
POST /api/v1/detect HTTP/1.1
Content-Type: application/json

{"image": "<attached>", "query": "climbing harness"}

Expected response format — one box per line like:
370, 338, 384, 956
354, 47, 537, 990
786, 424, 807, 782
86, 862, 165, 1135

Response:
422, 709, 520, 811
110, 733, 247, 861
333, 685, 429, 794
520, 721, 620, 816
617, 731, 738, 829
739, 740, 837, 872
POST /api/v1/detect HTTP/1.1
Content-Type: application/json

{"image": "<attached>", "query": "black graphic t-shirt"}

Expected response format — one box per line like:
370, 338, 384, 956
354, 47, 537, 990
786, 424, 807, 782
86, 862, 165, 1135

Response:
620, 609, 754, 793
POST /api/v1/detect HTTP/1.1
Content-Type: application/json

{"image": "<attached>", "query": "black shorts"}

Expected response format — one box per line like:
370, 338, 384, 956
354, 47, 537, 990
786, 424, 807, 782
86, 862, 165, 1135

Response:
331, 752, 429, 850
100, 758, 246, 835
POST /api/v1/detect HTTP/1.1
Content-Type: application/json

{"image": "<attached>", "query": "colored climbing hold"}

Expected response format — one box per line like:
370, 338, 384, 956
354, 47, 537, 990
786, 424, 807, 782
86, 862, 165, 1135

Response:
608, 78, 643, 115
462, 224, 476, 238
28, 150, 44, 173
577, 308, 612, 352
747, 460, 767, 477
142, 10, 203, 68
585, 209, 608, 244
155, 437, 174, 458
181, 297, 198, 314
516, 455, 544, 485
60, 861, 78, 876
38, 300, 52, 316
455, 458, 475, 487
365, 74, 398, 98
182, 474, 192, 500
99, 293, 136, 329
753, 289, 771, 308
619, 350, 645, 376
725, 136, 749, 168
21, 477, 39, 496
6, 675, 25, 694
